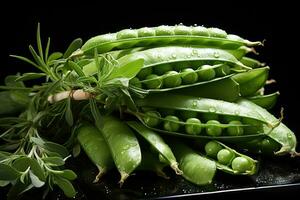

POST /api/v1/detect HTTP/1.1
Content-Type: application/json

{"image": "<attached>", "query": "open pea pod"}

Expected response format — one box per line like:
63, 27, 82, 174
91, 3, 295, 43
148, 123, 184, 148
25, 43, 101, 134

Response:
133, 94, 273, 141
168, 139, 216, 185
201, 140, 258, 175
236, 98, 298, 156
101, 115, 142, 185
247, 92, 280, 110
82, 46, 250, 76
232, 67, 269, 96
81, 25, 261, 55
127, 121, 182, 174
77, 124, 114, 182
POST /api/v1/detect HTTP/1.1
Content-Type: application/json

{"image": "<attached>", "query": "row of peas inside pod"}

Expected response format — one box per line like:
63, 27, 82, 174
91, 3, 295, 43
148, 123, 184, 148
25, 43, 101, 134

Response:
72, 25, 298, 188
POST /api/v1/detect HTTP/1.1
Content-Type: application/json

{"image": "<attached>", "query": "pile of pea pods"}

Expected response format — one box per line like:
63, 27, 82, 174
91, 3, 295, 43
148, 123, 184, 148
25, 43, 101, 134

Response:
76, 25, 298, 186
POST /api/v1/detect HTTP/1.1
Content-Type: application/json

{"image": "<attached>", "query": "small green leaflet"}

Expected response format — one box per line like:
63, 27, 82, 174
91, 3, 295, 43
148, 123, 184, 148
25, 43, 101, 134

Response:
0, 163, 21, 181
53, 176, 76, 198
63, 38, 83, 59
16, 73, 46, 82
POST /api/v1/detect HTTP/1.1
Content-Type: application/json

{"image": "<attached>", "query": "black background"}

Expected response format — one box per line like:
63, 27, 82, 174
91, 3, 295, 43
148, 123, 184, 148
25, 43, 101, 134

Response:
0, 1, 299, 199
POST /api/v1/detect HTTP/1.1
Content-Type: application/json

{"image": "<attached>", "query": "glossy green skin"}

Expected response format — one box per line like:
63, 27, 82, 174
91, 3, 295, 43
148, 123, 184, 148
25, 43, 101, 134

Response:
181, 68, 198, 84
227, 121, 244, 136
77, 124, 114, 181
101, 116, 141, 184
127, 121, 182, 174
217, 149, 235, 165
163, 71, 182, 88
197, 65, 216, 81
81, 25, 261, 55
231, 157, 252, 173
247, 92, 279, 110
237, 99, 298, 156
145, 74, 163, 89
164, 115, 180, 132
143, 111, 161, 127
170, 140, 216, 185
232, 67, 269, 96
205, 141, 222, 158
206, 120, 222, 136
185, 118, 202, 135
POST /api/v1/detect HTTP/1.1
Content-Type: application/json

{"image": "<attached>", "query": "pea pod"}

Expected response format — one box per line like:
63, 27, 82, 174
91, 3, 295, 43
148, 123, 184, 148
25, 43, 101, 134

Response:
240, 57, 265, 68
101, 115, 142, 185
81, 25, 261, 55
236, 98, 298, 156
203, 140, 257, 175
232, 67, 269, 96
134, 94, 274, 141
247, 92, 280, 110
82, 46, 250, 76
127, 121, 182, 174
168, 139, 216, 185
76, 124, 114, 182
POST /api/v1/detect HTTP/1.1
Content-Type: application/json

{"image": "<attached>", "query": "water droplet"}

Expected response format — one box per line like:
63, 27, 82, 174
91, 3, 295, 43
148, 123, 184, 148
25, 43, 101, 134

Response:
194, 24, 198, 26
234, 110, 240, 115
209, 107, 216, 113
214, 52, 220, 58
192, 49, 198, 55
172, 54, 177, 59
187, 55, 191, 58
192, 101, 197, 108
179, 22, 183, 25
288, 134, 292, 139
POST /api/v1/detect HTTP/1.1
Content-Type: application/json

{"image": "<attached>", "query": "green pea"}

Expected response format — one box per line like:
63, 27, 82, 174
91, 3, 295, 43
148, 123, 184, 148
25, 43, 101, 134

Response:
201, 113, 219, 122
143, 111, 161, 127
191, 26, 209, 36
197, 65, 216, 81
227, 121, 244, 136
153, 64, 173, 75
231, 157, 251, 173
185, 118, 202, 135
181, 68, 198, 84
155, 25, 174, 36
137, 27, 155, 37
159, 108, 175, 116
163, 71, 182, 88
206, 120, 222, 136
137, 67, 153, 79
204, 141, 223, 159
179, 110, 198, 120
116, 29, 138, 39
217, 149, 235, 165
174, 25, 191, 35
129, 77, 142, 88
164, 115, 180, 132
215, 64, 231, 77
145, 74, 163, 89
